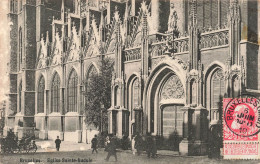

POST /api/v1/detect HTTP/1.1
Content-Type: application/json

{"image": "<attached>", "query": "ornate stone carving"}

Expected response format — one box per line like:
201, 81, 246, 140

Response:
161, 75, 184, 100
200, 29, 229, 49
213, 69, 224, 80
125, 48, 141, 61
51, 32, 63, 65
168, 3, 178, 32
151, 42, 167, 57
67, 25, 81, 61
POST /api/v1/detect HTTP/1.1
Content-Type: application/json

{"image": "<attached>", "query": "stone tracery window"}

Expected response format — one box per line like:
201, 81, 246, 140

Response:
51, 73, 60, 113
19, 0, 22, 12
211, 69, 225, 108
132, 78, 139, 108
37, 76, 45, 113
68, 70, 78, 112
86, 65, 98, 92
161, 74, 184, 100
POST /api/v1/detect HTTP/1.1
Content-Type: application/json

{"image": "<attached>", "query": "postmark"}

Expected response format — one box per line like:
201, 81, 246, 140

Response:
223, 95, 260, 159
224, 96, 260, 137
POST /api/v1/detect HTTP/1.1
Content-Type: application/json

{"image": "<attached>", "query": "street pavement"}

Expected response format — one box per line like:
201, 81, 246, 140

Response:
1, 140, 260, 164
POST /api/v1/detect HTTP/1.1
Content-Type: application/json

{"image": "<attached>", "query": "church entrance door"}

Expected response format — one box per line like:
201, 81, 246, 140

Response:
161, 104, 183, 151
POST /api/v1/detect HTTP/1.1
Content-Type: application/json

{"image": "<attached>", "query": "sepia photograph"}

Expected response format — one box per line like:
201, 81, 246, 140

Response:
0, 0, 260, 163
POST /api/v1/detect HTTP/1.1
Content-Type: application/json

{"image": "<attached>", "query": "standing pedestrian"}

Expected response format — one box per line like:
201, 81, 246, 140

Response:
146, 133, 153, 158
105, 135, 117, 162
132, 135, 136, 155
151, 136, 157, 158
208, 125, 221, 159
55, 136, 61, 151
134, 133, 142, 156
91, 135, 98, 154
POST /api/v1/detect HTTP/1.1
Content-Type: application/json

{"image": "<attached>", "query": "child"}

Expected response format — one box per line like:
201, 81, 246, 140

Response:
55, 136, 61, 151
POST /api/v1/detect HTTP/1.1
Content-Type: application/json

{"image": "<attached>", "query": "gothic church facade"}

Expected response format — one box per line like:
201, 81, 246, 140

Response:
5, 0, 260, 155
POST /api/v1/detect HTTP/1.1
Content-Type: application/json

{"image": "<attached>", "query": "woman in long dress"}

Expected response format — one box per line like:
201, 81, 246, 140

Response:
132, 135, 136, 155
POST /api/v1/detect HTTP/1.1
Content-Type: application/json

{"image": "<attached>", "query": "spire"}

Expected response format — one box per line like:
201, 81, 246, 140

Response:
190, 0, 197, 26
61, 0, 64, 22
124, 0, 129, 22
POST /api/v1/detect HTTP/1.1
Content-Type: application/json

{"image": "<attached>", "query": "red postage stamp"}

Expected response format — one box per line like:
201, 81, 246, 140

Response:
223, 97, 260, 159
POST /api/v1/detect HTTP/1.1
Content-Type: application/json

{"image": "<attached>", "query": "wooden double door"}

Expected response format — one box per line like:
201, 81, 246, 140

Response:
161, 105, 184, 138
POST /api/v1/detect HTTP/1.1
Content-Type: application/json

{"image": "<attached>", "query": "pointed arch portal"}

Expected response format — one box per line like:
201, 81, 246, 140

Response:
146, 66, 185, 147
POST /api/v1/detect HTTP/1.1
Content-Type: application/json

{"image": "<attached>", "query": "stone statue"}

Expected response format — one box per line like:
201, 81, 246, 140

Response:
168, 3, 178, 32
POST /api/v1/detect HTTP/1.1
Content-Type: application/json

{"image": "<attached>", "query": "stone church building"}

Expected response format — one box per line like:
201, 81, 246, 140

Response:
4, 0, 260, 155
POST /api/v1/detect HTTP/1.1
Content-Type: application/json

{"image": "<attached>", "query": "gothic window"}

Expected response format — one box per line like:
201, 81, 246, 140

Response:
161, 74, 184, 100
37, 76, 45, 113
220, 0, 229, 27
19, 0, 22, 12
18, 82, 22, 112
67, 69, 78, 112
10, 0, 15, 13
51, 73, 60, 113
211, 69, 225, 109
86, 65, 98, 91
192, 0, 230, 29
232, 75, 239, 98
19, 28, 22, 70
132, 78, 139, 108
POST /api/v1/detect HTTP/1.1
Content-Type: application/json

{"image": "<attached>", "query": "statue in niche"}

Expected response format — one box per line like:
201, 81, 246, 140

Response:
168, 3, 178, 32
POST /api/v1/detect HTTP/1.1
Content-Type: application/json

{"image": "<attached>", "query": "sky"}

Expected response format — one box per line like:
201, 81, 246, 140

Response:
0, 0, 10, 102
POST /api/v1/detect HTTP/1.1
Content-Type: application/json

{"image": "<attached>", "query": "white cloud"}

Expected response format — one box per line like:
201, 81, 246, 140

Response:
0, 1, 10, 102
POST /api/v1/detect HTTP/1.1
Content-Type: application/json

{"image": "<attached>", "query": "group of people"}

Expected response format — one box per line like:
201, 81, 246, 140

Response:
90, 133, 158, 162
91, 134, 118, 162
132, 133, 157, 158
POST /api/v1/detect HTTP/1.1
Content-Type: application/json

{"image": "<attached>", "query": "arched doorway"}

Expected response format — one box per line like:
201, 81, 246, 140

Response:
147, 68, 185, 151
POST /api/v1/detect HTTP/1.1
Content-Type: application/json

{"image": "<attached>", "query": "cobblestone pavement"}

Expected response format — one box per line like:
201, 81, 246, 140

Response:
1, 140, 260, 164
1, 149, 260, 164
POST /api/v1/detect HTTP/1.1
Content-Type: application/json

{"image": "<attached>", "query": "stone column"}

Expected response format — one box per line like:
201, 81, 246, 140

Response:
117, 109, 123, 138
192, 105, 208, 155
107, 109, 113, 134
179, 105, 194, 156
44, 115, 48, 140
77, 116, 82, 143
60, 88, 65, 140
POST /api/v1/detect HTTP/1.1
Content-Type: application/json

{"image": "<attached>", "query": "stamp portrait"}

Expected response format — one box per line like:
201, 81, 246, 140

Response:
223, 96, 260, 159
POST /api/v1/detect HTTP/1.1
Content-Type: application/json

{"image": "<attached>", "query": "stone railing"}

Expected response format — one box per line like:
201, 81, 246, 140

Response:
124, 47, 141, 61
200, 29, 229, 49
173, 36, 189, 54
151, 41, 167, 57
150, 35, 189, 57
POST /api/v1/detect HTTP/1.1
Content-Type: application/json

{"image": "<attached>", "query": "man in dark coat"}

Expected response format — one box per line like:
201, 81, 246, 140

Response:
91, 135, 98, 153
55, 136, 61, 151
151, 136, 157, 158
208, 125, 221, 159
146, 133, 153, 158
134, 133, 142, 155
105, 136, 117, 162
